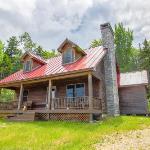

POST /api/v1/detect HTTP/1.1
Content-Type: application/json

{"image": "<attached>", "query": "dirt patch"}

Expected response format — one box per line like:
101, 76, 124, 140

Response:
95, 128, 150, 150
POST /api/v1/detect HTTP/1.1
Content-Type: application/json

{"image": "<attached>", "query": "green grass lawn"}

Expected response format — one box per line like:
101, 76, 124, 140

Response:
0, 116, 150, 150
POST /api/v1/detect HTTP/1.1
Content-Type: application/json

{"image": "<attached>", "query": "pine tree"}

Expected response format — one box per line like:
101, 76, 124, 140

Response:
139, 39, 150, 70
5, 36, 22, 74
20, 32, 36, 52
90, 39, 102, 48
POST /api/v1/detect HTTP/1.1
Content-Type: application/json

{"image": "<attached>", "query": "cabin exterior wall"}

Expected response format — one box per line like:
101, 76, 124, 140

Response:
119, 85, 148, 114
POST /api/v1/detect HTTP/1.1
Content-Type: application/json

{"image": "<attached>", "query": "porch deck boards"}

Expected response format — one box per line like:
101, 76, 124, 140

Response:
0, 109, 102, 114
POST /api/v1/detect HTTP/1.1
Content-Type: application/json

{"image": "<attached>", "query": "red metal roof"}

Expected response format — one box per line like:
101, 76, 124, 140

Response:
0, 46, 106, 85
21, 51, 47, 64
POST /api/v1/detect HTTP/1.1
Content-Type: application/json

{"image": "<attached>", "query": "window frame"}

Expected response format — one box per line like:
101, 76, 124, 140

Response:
66, 83, 85, 98
62, 48, 75, 64
23, 60, 32, 72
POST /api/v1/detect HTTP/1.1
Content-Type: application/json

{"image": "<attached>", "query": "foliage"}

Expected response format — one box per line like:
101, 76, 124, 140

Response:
90, 39, 102, 48
42, 49, 58, 59
127, 47, 140, 72
90, 23, 140, 73
114, 23, 135, 72
0, 41, 4, 79
5, 36, 22, 74
0, 40, 4, 64
0, 32, 57, 101
19, 32, 57, 59
20, 32, 36, 52
0, 116, 150, 149
139, 39, 150, 71
0, 88, 15, 102
0, 54, 12, 79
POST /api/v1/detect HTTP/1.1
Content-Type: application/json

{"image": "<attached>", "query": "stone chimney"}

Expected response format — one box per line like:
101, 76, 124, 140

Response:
100, 23, 120, 116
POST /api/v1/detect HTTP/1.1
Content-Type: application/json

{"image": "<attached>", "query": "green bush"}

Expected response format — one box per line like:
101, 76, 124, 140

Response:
0, 88, 15, 102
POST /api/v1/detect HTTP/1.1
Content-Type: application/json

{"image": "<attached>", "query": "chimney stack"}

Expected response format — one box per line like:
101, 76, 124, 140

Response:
100, 23, 120, 116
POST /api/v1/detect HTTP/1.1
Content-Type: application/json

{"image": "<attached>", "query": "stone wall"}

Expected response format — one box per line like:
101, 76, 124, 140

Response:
100, 23, 120, 116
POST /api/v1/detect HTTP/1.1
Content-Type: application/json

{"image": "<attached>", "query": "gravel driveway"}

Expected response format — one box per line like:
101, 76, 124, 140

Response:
95, 128, 150, 150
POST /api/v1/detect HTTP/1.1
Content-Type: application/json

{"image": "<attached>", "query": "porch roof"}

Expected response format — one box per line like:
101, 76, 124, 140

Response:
0, 46, 106, 85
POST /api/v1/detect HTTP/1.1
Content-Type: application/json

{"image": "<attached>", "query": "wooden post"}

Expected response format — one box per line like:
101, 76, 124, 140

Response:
47, 79, 52, 109
18, 83, 23, 110
88, 73, 93, 122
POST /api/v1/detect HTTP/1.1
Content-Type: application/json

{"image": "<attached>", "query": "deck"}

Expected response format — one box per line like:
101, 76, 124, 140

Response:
0, 97, 102, 121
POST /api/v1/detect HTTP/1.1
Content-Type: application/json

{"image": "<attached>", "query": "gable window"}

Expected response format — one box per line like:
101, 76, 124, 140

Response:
66, 83, 85, 97
63, 48, 74, 64
24, 60, 32, 72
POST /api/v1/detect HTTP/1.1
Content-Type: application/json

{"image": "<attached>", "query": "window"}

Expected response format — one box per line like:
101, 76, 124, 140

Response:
66, 85, 75, 97
63, 48, 74, 64
24, 61, 31, 72
76, 84, 85, 97
66, 83, 85, 97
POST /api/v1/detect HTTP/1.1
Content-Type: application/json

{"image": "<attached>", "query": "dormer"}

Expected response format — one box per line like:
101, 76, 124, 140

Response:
21, 52, 47, 72
57, 39, 86, 65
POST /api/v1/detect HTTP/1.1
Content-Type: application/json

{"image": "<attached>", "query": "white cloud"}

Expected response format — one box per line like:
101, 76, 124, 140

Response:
0, 0, 150, 49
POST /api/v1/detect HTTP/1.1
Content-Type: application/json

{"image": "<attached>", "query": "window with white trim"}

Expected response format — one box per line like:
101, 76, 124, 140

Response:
66, 83, 85, 97
63, 48, 74, 64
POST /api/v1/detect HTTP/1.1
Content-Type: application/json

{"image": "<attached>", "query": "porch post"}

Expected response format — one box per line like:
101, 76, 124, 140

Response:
47, 79, 52, 110
18, 83, 23, 110
88, 73, 93, 122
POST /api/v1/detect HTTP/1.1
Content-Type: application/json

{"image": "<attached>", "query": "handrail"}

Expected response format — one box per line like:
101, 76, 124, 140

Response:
0, 101, 18, 110
52, 96, 102, 110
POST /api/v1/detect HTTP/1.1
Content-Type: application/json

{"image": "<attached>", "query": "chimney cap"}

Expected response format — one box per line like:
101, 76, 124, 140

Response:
100, 22, 114, 35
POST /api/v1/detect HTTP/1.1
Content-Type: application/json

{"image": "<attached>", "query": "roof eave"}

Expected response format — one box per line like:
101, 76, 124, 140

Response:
0, 68, 94, 88
119, 83, 148, 88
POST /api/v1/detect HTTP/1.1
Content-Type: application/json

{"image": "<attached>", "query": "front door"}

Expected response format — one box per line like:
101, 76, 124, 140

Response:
52, 86, 56, 99
23, 90, 29, 102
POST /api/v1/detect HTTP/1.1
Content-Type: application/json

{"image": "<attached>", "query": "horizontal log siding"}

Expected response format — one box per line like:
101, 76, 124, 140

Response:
119, 85, 148, 114
25, 86, 47, 103
53, 76, 99, 98
94, 60, 107, 114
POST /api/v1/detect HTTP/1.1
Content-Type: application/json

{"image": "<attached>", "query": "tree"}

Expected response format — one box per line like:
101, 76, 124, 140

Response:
139, 39, 150, 100
0, 40, 4, 79
5, 36, 22, 73
5, 36, 21, 58
42, 49, 57, 59
129, 47, 140, 71
114, 23, 134, 72
20, 32, 36, 52
0, 54, 12, 78
90, 39, 102, 48
0, 40, 4, 64
36, 45, 44, 57
139, 39, 150, 70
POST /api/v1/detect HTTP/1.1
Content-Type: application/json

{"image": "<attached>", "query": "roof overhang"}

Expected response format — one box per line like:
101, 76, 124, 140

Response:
0, 68, 94, 88
21, 51, 47, 64
57, 38, 86, 56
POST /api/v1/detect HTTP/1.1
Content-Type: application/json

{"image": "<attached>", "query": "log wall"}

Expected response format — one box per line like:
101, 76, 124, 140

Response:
119, 85, 148, 114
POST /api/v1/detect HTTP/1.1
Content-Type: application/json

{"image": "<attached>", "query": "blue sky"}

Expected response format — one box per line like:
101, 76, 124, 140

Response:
0, 0, 149, 50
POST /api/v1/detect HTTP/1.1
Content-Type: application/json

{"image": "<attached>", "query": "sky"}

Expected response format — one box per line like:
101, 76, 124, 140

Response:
0, 0, 150, 50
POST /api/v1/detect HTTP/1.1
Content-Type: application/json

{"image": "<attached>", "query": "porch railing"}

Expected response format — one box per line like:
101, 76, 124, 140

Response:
0, 97, 102, 111
0, 101, 18, 110
52, 96, 102, 110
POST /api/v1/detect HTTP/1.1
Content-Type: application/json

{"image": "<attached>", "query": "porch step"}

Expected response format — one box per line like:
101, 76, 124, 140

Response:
7, 112, 35, 121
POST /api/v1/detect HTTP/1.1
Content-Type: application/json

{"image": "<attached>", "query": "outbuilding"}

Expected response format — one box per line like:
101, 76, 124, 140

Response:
119, 70, 149, 114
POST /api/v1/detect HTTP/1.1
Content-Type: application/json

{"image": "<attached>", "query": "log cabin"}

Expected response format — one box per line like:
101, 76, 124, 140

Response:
0, 23, 149, 122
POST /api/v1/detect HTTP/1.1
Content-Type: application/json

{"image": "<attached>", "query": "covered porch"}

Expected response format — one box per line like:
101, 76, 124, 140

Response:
0, 72, 103, 121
